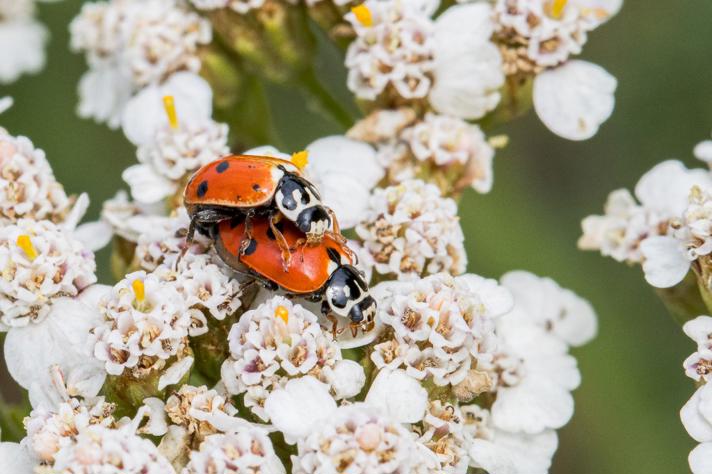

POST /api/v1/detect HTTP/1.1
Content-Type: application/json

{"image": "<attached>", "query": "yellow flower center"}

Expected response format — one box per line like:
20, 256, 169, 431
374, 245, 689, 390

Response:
16, 235, 37, 261
132, 279, 146, 304
291, 150, 309, 170
351, 4, 373, 27
162, 95, 179, 129
274, 305, 289, 324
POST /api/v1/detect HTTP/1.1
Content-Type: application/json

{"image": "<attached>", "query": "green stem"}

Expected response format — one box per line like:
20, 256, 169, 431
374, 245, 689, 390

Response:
297, 69, 356, 130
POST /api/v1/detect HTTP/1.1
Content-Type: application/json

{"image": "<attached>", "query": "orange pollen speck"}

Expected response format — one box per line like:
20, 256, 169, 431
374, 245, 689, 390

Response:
275, 305, 289, 324
549, 0, 568, 18
162, 95, 179, 129
291, 150, 309, 170
351, 4, 373, 27
16, 235, 37, 261
132, 279, 146, 303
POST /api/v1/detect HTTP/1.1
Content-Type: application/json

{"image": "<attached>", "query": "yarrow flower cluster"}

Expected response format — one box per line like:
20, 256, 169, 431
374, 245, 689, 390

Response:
0, 0, 617, 471
356, 179, 466, 279
0, 0, 51, 84
221, 296, 365, 421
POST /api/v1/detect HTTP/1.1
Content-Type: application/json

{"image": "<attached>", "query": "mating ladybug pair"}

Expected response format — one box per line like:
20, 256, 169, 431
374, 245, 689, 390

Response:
184, 154, 377, 335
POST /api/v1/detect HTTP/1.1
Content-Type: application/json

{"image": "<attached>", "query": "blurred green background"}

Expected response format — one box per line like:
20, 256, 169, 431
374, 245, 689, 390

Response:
2, 1, 712, 472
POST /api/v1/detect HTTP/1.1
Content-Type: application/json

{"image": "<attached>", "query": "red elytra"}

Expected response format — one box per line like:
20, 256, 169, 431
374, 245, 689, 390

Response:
183, 154, 300, 211
215, 218, 351, 294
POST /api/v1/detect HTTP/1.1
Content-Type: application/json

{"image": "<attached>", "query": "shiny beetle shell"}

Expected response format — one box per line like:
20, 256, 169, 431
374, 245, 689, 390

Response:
215, 218, 350, 294
183, 155, 300, 211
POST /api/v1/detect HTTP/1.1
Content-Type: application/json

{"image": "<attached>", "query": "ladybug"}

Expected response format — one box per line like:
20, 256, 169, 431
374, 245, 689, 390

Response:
214, 216, 376, 336
184, 155, 339, 261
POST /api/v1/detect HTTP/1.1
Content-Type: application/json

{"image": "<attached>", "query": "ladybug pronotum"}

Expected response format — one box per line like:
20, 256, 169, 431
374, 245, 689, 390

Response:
214, 216, 377, 336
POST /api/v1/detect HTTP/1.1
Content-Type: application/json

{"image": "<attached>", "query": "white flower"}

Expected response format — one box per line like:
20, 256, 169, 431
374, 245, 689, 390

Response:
189, 0, 266, 13
429, 3, 504, 120
683, 316, 712, 382
365, 368, 428, 423
695, 139, 712, 164
90, 271, 192, 377
462, 404, 558, 474
681, 382, 712, 474
580, 160, 712, 264
4, 287, 109, 407
50, 424, 175, 473
0, 0, 48, 84
23, 396, 115, 463
291, 402, 425, 474
0, 219, 97, 329
221, 296, 365, 421
183, 428, 286, 474
0, 96, 12, 114
500, 271, 597, 347
493, 0, 620, 71
345, 0, 435, 102
0, 440, 34, 474
263, 377, 338, 442
345, 1, 503, 119
533, 60, 617, 140
401, 113, 495, 192
487, 314, 581, 434
0, 130, 76, 225
92, 190, 168, 244
124, 118, 229, 204
372, 273, 513, 388
356, 179, 466, 279
305, 136, 384, 228
70, 0, 211, 127
121, 72, 214, 145
164, 385, 239, 440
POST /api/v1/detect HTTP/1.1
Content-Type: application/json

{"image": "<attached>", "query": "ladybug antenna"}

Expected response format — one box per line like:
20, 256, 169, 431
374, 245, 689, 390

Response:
291, 150, 309, 170
162, 95, 179, 129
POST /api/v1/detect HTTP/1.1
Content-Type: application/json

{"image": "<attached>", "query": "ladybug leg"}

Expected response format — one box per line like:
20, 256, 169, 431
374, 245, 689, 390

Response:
321, 300, 342, 339
349, 322, 359, 338
269, 214, 292, 271
326, 206, 342, 237
239, 213, 254, 255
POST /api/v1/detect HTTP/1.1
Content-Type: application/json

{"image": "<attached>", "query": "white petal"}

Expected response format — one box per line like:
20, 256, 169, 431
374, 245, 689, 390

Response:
121, 72, 213, 146
0, 443, 34, 474
158, 356, 194, 391
365, 369, 428, 423
133, 398, 169, 436
640, 236, 690, 288
690, 442, 712, 474
468, 438, 516, 474
324, 359, 366, 399
4, 297, 106, 405
243, 145, 291, 161
681, 386, 712, 442
0, 20, 47, 84
61, 192, 90, 231
430, 4, 503, 119
122, 164, 177, 204
695, 140, 712, 163
0, 97, 13, 114
264, 377, 337, 443
685, 316, 712, 344
635, 160, 712, 215
492, 377, 574, 434
77, 63, 133, 129
533, 60, 617, 140
73, 220, 114, 252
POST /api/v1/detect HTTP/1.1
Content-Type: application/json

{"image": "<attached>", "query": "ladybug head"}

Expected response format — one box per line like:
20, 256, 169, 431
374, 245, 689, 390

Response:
325, 265, 377, 324
275, 175, 331, 241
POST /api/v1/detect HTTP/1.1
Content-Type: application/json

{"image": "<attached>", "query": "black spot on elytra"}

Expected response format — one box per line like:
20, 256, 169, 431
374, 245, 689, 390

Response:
216, 161, 229, 173
252, 184, 261, 192
197, 181, 208, 198
243, 239, 257, 256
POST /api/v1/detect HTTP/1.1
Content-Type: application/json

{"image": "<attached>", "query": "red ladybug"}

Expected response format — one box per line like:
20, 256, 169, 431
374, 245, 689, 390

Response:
214, 216, 376, 336
184, 155, 338, 255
